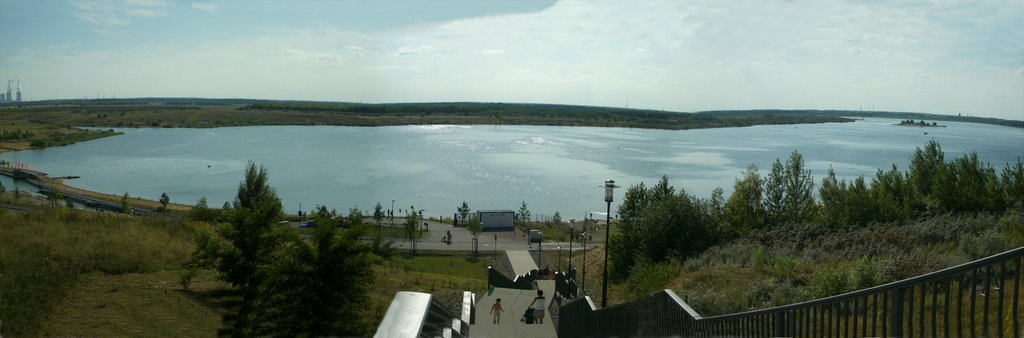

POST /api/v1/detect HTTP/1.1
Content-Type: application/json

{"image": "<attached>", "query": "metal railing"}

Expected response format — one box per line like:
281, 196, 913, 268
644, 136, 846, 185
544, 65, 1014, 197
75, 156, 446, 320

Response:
487, 266, 538, 290
559, 246, 1024, 338
374, 291, 474, 338
556, 269, 579, 300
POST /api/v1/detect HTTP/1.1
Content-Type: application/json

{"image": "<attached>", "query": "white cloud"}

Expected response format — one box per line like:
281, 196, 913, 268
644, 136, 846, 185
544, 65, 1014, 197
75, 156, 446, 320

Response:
395, 45, 434, 56
474, 49, 505, 55
71, 0, 166, 27
14, 0, 1024, 119
191, 2, 218, 14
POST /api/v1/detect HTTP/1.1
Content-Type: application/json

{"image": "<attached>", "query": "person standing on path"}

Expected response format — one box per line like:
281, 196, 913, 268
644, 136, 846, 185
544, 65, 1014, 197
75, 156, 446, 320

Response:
490, 298, 504, 324
528, 289, 546, 324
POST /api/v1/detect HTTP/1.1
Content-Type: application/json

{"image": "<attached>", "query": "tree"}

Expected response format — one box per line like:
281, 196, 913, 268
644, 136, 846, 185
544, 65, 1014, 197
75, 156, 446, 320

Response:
725, 165, 764, 236
347, 207, 364, 227
373, 202, 384, 226
458, 201, 471, 223
552, 211, 562, 227
818, 166, 848, 227
261, 214, 375, 336
188, 196, 220, 223
467, 217, 482, 255
910, 140, 944, 200
870, 165, 915, 222
613, 182, 651, 279
219, 162, 285, 335
618, 182, 649, 227
783, 151, 815, 224
708, 187, 725, 225
120, 192, 131, 214
404, 210, 420, 254
763, 159, 786, 225
1003, 159, 1024, 208
158, 192, 170, 213
517, 201, 531, 230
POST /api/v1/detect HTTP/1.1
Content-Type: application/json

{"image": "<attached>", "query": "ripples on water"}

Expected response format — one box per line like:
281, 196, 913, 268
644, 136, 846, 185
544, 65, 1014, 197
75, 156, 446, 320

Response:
3, 119, 1021, 217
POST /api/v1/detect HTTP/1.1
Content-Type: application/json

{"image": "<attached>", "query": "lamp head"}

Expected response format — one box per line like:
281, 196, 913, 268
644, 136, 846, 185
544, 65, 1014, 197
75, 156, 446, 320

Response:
604, 179, 618, 203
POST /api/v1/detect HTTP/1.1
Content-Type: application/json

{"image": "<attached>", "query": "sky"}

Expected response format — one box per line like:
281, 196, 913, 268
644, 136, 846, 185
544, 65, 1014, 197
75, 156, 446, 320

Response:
1, 0, 1022, 120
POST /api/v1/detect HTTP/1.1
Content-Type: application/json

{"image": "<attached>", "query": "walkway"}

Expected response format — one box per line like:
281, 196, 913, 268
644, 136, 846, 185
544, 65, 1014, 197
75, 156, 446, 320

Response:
469, 249, 557, 337
505, 250, 538, 276
472, 280, 556, 338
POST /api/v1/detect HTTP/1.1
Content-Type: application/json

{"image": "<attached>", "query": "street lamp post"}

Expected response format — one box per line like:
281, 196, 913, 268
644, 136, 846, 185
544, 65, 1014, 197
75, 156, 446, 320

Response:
557, 245, 562, 272
601, 179, 618, 308
569, 219, 575, 273
582, 227, 587, 295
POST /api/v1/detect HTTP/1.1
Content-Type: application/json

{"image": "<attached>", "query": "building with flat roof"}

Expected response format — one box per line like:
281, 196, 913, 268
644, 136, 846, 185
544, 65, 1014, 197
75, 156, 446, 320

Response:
477, 210, 515, 231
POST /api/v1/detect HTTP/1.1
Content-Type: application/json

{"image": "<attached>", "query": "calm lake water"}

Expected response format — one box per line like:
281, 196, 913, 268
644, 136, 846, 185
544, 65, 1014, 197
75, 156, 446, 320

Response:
2, 118, 1021, 219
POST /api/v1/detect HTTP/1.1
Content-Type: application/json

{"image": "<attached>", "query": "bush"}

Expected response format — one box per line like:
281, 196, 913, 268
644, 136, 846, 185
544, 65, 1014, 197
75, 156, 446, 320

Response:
626, 262, 677, 299
808, 266, 850, 298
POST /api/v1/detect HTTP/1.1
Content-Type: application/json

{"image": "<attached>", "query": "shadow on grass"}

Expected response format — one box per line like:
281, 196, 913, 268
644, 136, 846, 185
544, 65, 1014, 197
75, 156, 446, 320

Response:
177, 287, 240, 337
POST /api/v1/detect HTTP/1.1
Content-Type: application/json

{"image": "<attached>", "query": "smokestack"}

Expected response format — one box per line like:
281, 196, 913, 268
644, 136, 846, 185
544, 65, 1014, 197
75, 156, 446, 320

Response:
16, 76, 21, 102
5, 80, 11, 103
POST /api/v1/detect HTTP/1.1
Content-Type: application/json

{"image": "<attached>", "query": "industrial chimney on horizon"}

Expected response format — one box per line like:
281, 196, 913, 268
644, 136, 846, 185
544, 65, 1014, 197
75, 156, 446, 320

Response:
5, 79, 11, 102
16, 76, 22, 102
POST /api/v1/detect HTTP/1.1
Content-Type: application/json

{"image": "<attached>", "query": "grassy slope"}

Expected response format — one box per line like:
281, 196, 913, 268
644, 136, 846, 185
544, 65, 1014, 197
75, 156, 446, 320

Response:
38, 271, 229, 337
582, 211, 1024, 318
0, 210, 195, 336
0, 207, 492, 336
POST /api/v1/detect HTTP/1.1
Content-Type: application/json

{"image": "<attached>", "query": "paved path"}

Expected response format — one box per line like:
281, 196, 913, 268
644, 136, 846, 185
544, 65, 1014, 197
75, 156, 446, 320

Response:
472, 280, 557, 338
388, 218, 601, 253
506, 250, 538, 276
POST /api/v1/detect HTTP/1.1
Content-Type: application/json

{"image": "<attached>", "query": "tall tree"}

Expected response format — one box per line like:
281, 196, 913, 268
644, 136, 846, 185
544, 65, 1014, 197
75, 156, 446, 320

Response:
818, 166, 848, 227
261, 214, 375, 336
725, 165, 764, 236
158, 192, 170, 213
763, 159, 787, 225
458, 201, 471, 222
783, 151, 815, 224
120, 192, 131, 214
467, 218, 482, 255
373, 202, 384, 227
404, 210, 420, 253
1003, 159, 1024, 208
347, 207, 364, 227
870, 165, 914, 222
910, 140, 945, 200
517, 201, 531, 230
612, 182, 651, 279
220, 162, 285, 335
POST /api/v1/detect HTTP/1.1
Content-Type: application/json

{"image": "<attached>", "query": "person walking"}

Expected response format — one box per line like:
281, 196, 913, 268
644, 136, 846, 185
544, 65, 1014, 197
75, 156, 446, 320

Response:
528, 289, 546, 324
490, 298, 504, 324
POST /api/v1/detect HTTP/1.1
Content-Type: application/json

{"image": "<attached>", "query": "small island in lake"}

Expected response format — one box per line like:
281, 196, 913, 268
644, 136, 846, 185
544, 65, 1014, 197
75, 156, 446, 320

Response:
897, 119, 946, 127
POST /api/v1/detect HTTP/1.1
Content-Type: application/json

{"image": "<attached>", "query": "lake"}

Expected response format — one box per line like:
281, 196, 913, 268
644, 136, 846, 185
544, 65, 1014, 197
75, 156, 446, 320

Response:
2, 118, 1021, 219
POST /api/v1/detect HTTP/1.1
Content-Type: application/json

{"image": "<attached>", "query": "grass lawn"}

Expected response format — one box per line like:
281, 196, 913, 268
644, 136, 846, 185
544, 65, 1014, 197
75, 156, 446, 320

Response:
38, 270, 232, 337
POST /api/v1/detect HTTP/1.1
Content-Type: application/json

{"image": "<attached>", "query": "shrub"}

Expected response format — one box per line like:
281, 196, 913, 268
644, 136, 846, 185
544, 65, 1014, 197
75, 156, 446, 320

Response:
808, 266, 850, 298
627, 262, 677, 298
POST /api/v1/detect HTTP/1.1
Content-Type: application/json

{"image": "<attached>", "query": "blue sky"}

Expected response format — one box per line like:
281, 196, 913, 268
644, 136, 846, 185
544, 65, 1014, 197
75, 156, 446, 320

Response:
1, 0, 1021, 120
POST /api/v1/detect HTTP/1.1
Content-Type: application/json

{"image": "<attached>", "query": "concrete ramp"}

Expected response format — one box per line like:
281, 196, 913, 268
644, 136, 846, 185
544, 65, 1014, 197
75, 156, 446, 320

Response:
506, 250, 538, 276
